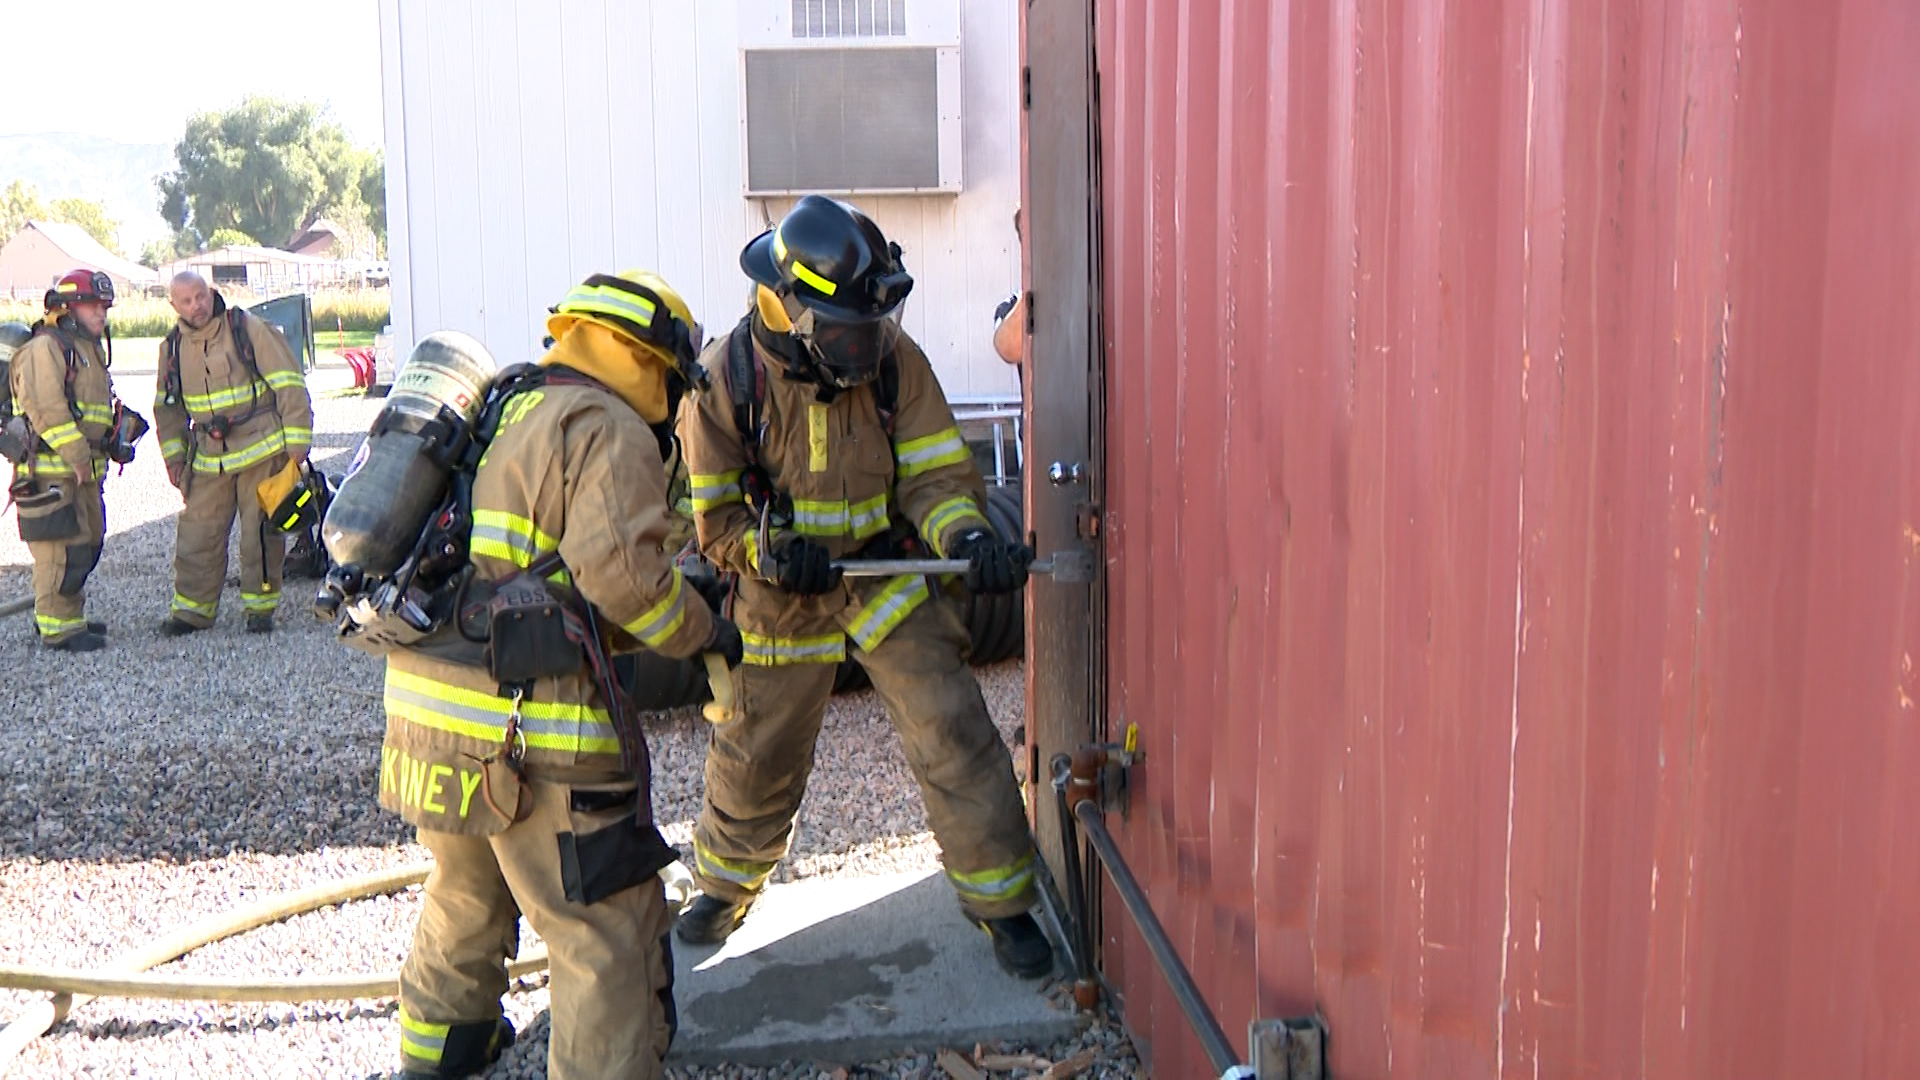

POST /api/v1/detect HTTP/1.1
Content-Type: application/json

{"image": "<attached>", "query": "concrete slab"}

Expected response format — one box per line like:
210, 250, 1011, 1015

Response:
667, 869, 1080, 1067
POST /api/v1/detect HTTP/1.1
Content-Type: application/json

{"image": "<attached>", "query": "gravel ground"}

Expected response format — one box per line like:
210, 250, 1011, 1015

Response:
0, 364, 1140, 1078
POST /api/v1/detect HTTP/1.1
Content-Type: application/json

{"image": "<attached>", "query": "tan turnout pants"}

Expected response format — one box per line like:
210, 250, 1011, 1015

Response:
692, 594, 1039, 920
23, 477, 105, 643
169, 454, 286, 625
399, 775, 677, 1080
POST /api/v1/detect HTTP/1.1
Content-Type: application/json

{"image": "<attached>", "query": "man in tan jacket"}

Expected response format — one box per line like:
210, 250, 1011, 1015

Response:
154, 271, 313, 634
679, 196, 1053, 979
379, 271, 739, 1079
5, 270, 124, 652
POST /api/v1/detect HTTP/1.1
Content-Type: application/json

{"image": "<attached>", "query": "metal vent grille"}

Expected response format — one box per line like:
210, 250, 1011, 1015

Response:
791, 0, 908, 38
744, 47, 939, 192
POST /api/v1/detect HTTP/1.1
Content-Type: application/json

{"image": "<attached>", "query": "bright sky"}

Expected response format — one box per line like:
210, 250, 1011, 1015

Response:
2, 1, 384, 148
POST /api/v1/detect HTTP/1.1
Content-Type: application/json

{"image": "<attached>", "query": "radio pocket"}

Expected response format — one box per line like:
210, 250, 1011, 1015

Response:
15, 483, 79, 543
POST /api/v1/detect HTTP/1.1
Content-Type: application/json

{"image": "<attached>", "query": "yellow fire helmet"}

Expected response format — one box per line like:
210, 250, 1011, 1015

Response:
545, 270, 704, 380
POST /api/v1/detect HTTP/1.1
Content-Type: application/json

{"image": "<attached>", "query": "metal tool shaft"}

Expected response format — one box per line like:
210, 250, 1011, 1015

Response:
830, 557, 1056, 577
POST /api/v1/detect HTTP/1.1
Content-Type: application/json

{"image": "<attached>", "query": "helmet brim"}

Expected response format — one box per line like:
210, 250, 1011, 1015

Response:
740, 230, 782, 289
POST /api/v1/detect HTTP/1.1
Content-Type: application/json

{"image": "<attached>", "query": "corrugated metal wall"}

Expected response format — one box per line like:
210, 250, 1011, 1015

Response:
1092, 0, 1920, 1076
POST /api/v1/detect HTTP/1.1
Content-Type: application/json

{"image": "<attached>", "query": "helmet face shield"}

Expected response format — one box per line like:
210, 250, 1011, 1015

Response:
793, 305, 901, 388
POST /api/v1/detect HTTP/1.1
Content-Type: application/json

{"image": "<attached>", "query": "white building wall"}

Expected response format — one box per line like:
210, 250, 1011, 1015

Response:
377, 0, 1021, 402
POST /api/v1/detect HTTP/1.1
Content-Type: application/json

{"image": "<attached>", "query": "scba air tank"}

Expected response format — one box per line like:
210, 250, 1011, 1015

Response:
321, 331, 500, 583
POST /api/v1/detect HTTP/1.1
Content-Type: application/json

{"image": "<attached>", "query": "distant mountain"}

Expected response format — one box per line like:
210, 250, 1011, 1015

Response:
0, 133, 174, 256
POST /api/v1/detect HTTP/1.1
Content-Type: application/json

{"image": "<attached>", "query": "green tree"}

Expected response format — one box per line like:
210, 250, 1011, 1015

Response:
1, 179, 48, 243
358, 156, 386, 244
206, 227, 259, 250
157, 95, 375, 249
140, 231, 200, 269
2, 181, 122, 254
48, 196, 120, 253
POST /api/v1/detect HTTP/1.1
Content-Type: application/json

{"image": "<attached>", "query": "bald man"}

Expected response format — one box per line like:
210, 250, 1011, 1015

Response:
153, 273, 312, 634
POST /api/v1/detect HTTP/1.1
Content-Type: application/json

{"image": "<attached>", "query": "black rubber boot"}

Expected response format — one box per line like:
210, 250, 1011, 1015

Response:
159, 617, 202, 637
401, 1016, 514, 1078
86, 620, 106, 634
978, 912, 1054, 980
44, 630, 106, 653
675, 893, 753, 946
246, 612, 274, 634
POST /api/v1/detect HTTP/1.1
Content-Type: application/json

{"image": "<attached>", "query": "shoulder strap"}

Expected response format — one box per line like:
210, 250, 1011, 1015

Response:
874, 350, 900, 437
163, 327, 183, 404
726, 315, 765, 464
30, 323, 84, 420
227, 308, 260, 379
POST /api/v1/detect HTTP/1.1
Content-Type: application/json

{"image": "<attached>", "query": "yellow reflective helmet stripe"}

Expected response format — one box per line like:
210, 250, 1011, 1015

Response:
557, 282, 659, 327
773, 225, 839, 297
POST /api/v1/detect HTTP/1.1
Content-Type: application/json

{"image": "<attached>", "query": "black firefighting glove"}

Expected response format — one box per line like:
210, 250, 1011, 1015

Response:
949, 528, 1033, 595
769, 536, 843, 595
705, 614, 745, 669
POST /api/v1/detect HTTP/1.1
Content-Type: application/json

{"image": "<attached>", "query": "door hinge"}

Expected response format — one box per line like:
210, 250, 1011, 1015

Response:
1023, 290, 1035, 335
1022, 66, 1033, 110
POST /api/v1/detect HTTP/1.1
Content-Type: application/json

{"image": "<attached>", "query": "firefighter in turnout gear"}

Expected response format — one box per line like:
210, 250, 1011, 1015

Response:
381, 271, 740, 1079
679, 196, 1054, 979
6, 270, 127, 652
154, 271, 313, 634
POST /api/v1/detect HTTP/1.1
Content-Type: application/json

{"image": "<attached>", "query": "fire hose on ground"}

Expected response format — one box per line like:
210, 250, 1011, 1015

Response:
0, 864, 548, 1071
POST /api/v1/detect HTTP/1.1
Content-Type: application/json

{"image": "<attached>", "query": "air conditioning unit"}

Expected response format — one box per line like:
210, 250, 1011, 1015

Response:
738, 0, 963, 196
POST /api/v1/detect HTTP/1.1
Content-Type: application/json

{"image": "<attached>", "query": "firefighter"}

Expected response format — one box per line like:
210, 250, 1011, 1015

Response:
6, 270, 123, 652
380, 271, 741, 1079
153, 271, 313, 634
679, 196, 1054, 979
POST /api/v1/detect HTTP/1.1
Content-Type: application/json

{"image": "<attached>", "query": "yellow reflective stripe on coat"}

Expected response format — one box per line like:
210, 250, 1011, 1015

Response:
38, 421, 82, 450
79, 403, 114, 425
791, 493, 890, 540
160, 437, 187, 461
920, 496, 988, 555
622, 570, 688, 647
14, 451, 97, 479
741, 628, 846, 666
894, 426, 971, 478
385, 669, 621, 755
398, 1007, 449, 1064
469, 508, 557, 566
808, 403, 829, 471
689, 470, 744, 511
845, 574, 930, 652
282, 425, 312, 446
946, 852, 1037, 905
693, 838, 779, 891
190, 430, 288, 474
742, 528, 764, 574
263, 370, 306, 391
182, 379, 270, 414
